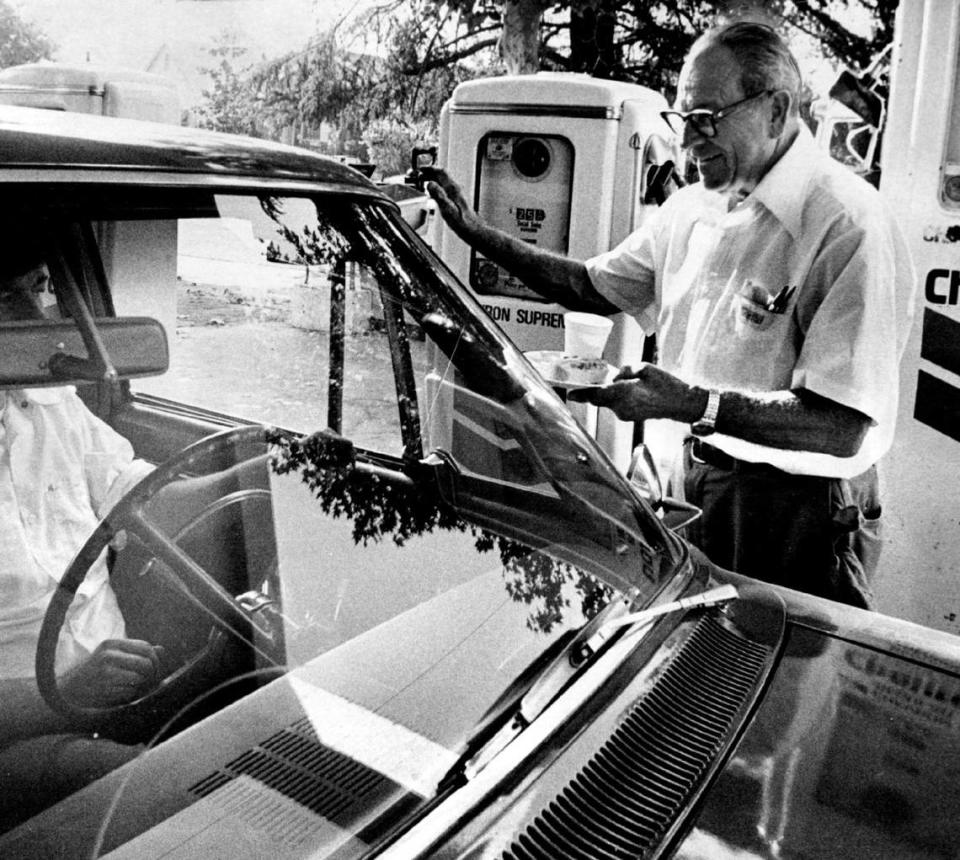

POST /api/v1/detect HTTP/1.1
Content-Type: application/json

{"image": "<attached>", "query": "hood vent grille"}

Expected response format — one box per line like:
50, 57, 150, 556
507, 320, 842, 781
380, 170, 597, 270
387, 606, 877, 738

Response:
502, 613, 772, 859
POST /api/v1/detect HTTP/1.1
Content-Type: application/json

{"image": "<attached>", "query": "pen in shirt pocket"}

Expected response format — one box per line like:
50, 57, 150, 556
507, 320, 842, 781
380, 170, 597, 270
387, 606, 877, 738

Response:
767, 284, 796, 314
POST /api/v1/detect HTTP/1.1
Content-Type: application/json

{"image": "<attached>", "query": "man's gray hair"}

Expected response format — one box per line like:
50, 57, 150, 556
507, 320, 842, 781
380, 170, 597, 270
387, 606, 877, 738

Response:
696, 21, 803, 115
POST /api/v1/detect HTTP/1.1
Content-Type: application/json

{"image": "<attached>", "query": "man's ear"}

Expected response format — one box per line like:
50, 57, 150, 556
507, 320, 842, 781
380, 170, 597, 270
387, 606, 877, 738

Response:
768, 90, 791, 137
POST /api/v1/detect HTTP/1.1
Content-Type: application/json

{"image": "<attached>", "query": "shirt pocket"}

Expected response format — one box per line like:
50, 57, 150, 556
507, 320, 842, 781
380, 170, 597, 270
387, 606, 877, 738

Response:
732, 280, 795, 338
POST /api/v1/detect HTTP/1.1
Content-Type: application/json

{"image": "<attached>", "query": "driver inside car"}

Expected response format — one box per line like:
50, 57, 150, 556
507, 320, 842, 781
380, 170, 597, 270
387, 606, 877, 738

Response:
0, 243, 163, 828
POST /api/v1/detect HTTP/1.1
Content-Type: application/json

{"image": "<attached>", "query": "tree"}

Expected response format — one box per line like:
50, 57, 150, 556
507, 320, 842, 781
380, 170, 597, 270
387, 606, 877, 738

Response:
0, 1, 54, 68
195, 33, 264, 137
194, 0, 897, 166
499, 0, 549, 73
786, 0, 897, 71
362, 116, 435, 178
391, 0, 897, 100
196, 4, 495, 159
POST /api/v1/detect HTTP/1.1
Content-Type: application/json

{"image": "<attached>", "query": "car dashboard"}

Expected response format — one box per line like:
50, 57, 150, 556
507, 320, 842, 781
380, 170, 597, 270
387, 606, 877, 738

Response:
1, 580, 785, 859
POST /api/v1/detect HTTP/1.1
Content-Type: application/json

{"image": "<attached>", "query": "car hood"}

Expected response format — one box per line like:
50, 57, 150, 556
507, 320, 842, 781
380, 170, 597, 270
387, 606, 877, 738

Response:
677, 618, 960, 859
376, 578, 960, 860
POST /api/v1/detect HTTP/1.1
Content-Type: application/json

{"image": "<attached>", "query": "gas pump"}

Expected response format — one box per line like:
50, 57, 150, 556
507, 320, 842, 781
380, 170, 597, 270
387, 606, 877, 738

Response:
0, 63, 181, 340
431, 73, 676, 470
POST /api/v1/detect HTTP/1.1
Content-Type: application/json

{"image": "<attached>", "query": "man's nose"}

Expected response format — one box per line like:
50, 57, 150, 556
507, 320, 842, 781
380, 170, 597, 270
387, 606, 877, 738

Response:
680, 119, 706, 149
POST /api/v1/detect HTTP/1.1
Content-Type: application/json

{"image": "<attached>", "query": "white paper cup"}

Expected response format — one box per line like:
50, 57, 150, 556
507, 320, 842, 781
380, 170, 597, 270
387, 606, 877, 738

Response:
563, 312, 613, 358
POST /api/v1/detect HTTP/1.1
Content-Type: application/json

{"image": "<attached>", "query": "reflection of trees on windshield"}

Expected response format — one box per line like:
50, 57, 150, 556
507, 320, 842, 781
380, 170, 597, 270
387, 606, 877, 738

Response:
476, 530, 611, 632
269, 430, 610, 633
270, 429, 460, 546
258, 195, 350, 266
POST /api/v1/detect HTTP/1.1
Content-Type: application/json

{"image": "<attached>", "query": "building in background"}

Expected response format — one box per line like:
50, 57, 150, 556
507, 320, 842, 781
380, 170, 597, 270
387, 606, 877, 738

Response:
13, 0, 361, 119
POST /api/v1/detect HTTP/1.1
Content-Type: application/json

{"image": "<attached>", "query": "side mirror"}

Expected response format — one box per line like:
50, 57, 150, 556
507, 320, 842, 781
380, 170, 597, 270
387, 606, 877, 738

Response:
0, 316, 168, 387
627, 443, 701, 532
405, 146, 438, 192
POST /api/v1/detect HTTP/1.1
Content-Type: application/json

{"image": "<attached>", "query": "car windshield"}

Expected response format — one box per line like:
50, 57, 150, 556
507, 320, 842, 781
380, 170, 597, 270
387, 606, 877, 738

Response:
0, 183, 685, 856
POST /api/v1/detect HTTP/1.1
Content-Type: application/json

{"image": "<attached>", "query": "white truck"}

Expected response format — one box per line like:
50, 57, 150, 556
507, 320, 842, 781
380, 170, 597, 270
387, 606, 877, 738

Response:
847, 0, 960, 633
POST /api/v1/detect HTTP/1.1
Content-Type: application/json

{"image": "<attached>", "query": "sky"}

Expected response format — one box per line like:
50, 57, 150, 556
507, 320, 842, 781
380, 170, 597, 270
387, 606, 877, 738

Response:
10, 0, 373, 109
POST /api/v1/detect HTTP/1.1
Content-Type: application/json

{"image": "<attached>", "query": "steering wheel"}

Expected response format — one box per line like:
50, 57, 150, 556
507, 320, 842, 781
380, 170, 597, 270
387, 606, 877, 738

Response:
36, 424, 286, 739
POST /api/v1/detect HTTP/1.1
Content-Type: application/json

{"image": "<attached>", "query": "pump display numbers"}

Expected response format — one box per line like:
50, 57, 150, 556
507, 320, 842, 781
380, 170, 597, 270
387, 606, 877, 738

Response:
471, 133, 574, 300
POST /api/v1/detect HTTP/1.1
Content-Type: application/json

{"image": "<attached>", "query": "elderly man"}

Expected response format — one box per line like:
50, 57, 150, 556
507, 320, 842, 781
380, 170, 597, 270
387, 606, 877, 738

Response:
0, 245, 162, 827
424, 21, 916, 607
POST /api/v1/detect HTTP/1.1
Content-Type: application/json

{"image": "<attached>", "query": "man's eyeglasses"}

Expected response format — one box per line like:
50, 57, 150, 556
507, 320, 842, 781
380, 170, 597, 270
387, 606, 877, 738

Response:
660, 89, 773, 138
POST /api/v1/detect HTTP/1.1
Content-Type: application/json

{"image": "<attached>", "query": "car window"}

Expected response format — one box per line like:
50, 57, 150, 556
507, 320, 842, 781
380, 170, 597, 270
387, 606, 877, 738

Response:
125, 193, 424, 456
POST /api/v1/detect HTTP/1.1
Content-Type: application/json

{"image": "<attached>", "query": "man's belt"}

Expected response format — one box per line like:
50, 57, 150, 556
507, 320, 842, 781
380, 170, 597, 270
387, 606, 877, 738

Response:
686, 436, 740, 470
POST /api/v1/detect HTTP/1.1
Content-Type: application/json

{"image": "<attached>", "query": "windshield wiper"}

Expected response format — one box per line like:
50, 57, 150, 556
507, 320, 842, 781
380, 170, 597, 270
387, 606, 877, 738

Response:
458, 584, 738, 782
579, 583, 739, 658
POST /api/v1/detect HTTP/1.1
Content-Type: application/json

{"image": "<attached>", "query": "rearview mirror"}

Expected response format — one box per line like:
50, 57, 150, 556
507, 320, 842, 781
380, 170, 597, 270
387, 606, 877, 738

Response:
0, 317, 168, 387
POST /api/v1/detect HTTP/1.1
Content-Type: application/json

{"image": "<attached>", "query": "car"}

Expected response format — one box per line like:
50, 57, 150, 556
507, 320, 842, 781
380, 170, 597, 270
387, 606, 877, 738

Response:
0, 103, 958, 860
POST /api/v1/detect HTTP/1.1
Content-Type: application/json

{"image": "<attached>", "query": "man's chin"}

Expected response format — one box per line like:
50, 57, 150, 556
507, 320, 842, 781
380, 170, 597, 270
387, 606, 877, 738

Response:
698, 164, 730, 191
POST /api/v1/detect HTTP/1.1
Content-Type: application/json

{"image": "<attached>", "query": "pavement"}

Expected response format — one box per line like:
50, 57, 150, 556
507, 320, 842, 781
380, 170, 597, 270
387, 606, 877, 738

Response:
138, 275, 425, 456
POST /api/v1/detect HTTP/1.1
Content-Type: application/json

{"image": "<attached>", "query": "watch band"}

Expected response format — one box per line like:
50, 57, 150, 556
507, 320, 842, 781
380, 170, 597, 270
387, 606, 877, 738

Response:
691, 388, 721, 436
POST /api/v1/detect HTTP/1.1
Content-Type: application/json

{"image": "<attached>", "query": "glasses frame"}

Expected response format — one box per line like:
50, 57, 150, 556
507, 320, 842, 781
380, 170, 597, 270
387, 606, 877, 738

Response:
660, 89, 774, 139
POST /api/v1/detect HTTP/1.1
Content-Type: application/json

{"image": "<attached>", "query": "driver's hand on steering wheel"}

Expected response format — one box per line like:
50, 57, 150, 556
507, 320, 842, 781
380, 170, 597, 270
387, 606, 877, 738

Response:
60, 639, 164, 707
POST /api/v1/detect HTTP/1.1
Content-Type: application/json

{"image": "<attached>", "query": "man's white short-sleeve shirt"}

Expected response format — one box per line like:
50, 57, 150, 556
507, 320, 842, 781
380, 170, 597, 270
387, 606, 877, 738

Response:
585, 127, 916, 478
0, 386, 153, 679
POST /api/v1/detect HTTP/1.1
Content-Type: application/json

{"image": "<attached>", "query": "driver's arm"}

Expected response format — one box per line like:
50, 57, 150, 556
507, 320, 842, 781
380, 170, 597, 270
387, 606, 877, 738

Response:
0, 677, 72, 741
0, 638, 162, 742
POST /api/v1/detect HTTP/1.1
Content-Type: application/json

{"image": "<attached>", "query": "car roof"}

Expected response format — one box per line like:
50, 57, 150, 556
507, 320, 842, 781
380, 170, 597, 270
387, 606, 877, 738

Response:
0, 104, 384, 195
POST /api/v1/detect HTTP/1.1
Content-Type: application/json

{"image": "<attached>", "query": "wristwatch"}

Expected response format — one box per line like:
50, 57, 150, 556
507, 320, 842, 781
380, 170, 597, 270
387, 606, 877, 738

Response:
691, 388, 721, 436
